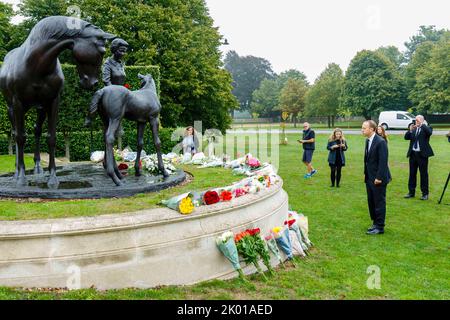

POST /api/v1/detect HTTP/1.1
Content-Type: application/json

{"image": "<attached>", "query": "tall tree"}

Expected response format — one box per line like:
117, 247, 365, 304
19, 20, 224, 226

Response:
15, 0, 238, 132
305, 63, 344, 127
251, 78, 279, 118
0, 2, 14, 61
224, 50, 276, 112
279, 78, 308, 127
409, 37, 450, 114
404, 25, 447, 62
375, 46, 404, 68
341, 50, 406, 120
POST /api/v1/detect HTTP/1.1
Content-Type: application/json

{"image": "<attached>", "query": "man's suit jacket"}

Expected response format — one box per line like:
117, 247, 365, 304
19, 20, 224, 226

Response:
364, 134, 391, 185
404, 125, 434, 158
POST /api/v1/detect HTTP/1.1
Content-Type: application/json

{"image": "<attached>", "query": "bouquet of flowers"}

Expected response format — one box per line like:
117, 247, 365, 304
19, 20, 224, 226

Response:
289, 211, 313, 248
141, 154, 177, 175
234, 230, 268, 281
216, 231, 247, 282
265, 234, 285, 268
288, 230, 306, 257
161, 192, 195, 215
233, 188, 247, 198
272, 226, 296, 266
203, 190, 220, 205
285, 218, 309, 254
219, 190, 233, 201
245, 154, 261, 169
246, 228, 275, 276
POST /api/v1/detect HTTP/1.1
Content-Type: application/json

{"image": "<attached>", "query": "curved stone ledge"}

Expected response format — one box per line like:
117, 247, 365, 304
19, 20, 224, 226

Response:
0, 178, 289, 289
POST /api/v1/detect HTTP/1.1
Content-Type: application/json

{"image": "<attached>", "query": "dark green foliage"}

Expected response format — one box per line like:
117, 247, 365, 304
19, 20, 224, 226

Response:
0, 127, 176, 161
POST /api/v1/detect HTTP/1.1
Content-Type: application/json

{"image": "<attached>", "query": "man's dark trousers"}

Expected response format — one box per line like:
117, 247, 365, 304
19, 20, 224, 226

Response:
366, 182, 386, 228
409, 151, 429, 196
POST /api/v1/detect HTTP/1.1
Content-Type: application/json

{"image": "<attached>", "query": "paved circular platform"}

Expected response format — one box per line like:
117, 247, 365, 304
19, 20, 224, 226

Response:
0, 163, 186, 199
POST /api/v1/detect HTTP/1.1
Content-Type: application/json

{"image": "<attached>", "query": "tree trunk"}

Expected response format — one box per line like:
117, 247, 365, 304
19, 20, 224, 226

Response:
8, 134, 13, 155
293, 114, 297, 128
64, 133, 70, 160
332, 115, 335, 128
327, 116, 331, 128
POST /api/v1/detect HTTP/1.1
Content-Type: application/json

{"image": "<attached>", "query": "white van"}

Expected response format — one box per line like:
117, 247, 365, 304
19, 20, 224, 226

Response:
378, 111, 416, 130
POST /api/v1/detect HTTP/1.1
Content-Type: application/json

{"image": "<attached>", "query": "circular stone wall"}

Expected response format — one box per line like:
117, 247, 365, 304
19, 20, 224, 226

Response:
0, 178, 288, 289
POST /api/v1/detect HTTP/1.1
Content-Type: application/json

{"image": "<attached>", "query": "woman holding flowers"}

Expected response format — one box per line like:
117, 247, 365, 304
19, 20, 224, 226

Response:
327, 128, 348, 188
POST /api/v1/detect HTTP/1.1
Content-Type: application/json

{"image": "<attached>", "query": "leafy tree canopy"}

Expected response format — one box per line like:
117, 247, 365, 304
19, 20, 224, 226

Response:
224, 50, 276, 111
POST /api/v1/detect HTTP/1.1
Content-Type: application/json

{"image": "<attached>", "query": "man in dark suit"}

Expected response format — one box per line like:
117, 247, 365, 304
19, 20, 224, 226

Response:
404, 115, 434, 200
362, 120, 391, 235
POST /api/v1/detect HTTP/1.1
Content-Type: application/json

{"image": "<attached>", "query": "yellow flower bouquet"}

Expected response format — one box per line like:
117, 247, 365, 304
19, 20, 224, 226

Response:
161, 192, 195, 215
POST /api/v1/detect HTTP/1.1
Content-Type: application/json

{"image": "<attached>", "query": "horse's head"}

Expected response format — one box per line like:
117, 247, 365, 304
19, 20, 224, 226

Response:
72, 26, 115, 89
138, 73, 156, 90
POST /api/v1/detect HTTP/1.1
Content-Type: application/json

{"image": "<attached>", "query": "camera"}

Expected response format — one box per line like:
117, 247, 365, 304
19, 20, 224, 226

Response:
412, 119, 416, 125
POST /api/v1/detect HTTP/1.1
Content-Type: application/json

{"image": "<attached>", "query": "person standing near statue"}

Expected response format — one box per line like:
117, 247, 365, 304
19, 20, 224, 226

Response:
404, 115, 434, 201
85, 38, 129, 126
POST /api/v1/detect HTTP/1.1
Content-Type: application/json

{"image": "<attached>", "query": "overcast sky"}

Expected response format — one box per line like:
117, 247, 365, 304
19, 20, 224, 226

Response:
206, 0, 449, 82
3, 0, 449, 83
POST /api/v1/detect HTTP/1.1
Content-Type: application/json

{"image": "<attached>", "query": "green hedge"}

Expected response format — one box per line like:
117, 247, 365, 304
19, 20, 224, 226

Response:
0, 62, 165, 158
0, 127, 177, 161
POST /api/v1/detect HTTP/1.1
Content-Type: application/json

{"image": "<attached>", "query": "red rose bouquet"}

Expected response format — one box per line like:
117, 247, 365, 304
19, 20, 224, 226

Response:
220, 190, 233, 201
203, 190, 220, 205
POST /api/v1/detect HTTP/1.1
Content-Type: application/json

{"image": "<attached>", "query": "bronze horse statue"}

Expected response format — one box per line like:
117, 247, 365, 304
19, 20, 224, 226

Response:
0, 16, 114, 188
89, 73, 169, 186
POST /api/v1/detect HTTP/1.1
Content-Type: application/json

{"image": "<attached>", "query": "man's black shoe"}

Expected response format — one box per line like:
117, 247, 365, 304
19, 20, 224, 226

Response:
366, 228, 384, 235
367, 224, 377, 232
404, 193, 415, 198
420, 194, 429, 200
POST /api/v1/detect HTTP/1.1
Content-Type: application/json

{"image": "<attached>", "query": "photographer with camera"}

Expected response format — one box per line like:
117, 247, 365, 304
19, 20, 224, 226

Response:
404, 115, 434, 200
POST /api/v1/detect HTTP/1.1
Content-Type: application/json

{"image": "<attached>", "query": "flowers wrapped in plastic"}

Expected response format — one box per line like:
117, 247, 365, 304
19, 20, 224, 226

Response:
216, 231, 247, 282
272, 226, 296, 266
285, 218, 309, 254
265, 234, 285, 268
289, 211, 313, 248
161, 192, 194, 215
234, 230, 268, 281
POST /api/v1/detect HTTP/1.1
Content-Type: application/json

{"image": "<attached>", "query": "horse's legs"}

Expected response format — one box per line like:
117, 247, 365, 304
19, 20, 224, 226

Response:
46, 97, 60, 189
105, 119, 122, 186
12, 98, 27, 186
135, 122, 145, 176
33, 109, 46, 175
149, 117, 169, 177
6, 101, 18, 179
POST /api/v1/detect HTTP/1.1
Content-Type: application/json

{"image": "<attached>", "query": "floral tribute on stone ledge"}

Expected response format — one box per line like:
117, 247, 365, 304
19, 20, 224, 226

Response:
214, 209, 314, 282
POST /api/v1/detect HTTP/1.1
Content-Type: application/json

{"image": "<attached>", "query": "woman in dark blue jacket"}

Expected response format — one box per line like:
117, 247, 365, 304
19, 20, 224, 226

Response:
327, 128, 348, 187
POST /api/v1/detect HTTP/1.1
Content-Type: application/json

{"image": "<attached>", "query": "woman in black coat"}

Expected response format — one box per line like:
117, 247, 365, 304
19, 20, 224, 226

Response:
327, 128, 348, 187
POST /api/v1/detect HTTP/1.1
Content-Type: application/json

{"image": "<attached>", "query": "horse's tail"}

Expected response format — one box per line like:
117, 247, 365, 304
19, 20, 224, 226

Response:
89, 88, 105, 114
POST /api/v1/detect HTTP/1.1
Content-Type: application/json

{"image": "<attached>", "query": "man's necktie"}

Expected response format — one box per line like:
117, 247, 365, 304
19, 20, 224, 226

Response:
413, 127, 420, 149
365, 138, 369, 157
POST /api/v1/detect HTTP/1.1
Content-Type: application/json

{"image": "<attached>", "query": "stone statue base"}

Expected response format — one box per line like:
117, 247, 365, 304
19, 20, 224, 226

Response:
0, 163, 185, 199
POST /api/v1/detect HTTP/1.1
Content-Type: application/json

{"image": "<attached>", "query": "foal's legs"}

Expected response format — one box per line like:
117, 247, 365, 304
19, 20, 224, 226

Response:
105, 118, 122, 186
6, 101, 18, 179
149, 117, 169, 177
135, 122, 145, 176
46, 97, 60, 188
33, 109, 46, 175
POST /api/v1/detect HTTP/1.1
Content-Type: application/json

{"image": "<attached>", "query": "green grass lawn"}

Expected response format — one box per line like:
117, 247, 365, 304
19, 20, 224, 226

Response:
0, 133, 449, 299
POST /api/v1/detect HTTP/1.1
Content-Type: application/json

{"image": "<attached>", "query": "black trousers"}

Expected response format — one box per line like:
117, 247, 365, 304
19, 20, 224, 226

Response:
366, 182, 387, 228
408, 152, 429, 196
330, 165, 342, 186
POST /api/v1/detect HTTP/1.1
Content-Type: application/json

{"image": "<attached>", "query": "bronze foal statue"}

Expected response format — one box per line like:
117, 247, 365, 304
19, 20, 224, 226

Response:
89, 74, 169, 186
